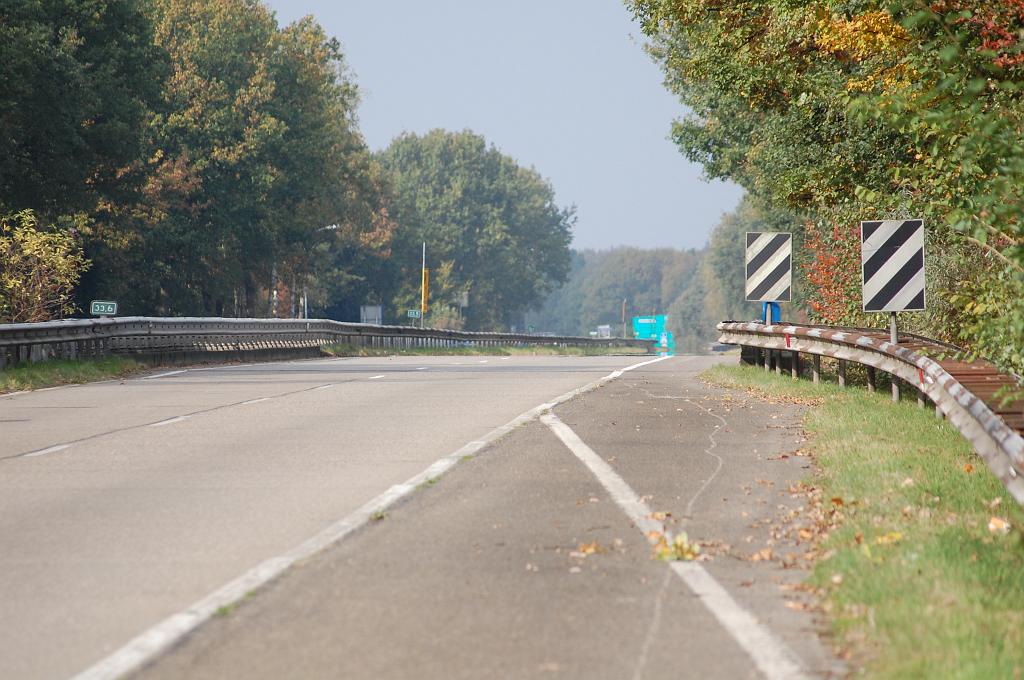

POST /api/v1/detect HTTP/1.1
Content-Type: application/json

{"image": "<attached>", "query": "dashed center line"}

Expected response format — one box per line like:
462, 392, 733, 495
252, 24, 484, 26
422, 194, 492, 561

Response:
23, 443, 71, 458
149, 416, 190, 428
368, 375, 385, 380
479, 360, 489, 364
416, 367, 429, 371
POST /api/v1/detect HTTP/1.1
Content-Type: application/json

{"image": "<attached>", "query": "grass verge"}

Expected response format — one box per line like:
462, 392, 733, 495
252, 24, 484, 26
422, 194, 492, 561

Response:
321, 343, 651, 358
0, 357, 142, 394
703, 363, 1024, 679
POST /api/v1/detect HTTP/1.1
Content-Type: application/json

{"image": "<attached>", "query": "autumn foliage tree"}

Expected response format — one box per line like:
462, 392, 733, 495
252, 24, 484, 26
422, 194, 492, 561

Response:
630, 0, 1024, 371
0, 211, 89, 323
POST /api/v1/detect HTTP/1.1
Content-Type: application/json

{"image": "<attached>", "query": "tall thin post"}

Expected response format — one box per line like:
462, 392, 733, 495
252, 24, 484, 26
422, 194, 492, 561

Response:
622, 298, 627, 338
420, 242, 426, 329
890, 312, 900, 402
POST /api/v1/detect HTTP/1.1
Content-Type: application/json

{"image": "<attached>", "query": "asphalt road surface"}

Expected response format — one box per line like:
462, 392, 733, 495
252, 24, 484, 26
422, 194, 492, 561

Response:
0, 354, 841, 679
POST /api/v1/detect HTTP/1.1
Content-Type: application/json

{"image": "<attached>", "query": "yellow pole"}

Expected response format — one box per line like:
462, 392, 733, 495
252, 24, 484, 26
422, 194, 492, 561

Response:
421, 268, 429, 318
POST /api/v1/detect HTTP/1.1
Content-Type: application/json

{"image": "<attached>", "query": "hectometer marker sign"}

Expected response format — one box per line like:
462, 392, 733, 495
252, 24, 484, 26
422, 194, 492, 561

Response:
745, 232, 792, 302
860, 220, 926, 312
90, 300, 118, 316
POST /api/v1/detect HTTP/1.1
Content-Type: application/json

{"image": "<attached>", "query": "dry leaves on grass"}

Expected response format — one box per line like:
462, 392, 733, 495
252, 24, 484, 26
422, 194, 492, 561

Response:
988, 517, 1011, 535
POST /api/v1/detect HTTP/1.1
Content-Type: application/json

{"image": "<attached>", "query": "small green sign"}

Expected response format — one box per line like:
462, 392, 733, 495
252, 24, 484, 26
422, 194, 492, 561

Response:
407, 309, 421, 318
90, 300, 118, 316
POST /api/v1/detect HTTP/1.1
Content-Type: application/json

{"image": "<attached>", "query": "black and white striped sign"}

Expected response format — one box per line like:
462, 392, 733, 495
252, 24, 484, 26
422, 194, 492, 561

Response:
745, 232, 792, 302
861, 220, 926, 312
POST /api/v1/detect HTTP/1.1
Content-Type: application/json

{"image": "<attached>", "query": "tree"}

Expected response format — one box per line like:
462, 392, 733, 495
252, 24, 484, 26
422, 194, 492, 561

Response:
0, 211, 89, 323
379, 130, 573, 330
629, 0, 1024, 371
0, 0, 165, 217
81, 0, 391, 317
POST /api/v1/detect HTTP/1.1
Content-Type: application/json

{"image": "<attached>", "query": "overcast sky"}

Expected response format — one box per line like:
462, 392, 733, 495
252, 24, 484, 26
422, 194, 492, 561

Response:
264, 0, 744, 251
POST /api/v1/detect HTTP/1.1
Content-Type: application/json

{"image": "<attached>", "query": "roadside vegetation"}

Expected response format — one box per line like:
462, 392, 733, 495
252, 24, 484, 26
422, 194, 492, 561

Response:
631, 1, 1024, 374
0, 357, 141, 394
321, 344, 650, 358
703, 363, 1024, 679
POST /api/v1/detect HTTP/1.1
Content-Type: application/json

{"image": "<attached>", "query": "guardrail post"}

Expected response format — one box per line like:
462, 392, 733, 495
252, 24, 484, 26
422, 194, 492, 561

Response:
917, 389, 926, 409
763, 349, 770, 372
812, 354, 821, 384
892, 376, 901, 403
866, 367, 877, 393
791, 352, 800, 379
838, 360, 847, 387
774, 351, 782, 375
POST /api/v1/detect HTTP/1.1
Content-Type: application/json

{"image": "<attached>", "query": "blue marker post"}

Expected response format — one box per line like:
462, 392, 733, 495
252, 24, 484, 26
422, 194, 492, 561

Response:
761, 302, 780, 373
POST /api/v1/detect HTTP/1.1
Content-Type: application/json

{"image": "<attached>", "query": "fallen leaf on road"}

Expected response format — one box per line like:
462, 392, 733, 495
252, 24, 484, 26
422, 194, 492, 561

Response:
750, 547, 774, 562
653, 532, 701, 561
578, 541, 604, 555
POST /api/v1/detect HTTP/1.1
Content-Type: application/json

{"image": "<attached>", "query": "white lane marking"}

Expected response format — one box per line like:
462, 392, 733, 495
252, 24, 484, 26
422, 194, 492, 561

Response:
148, 416, 189, 428
240, 398, 270, 406
500, 357, 511, 361
540, 412, 808, 680
23, 443, 71, 458
368, 375, 385, 380
313, 384, 334, 391
72, 354, 671, 680
142, 370, 187, 380
479, 359, 489, 364
416, 367, 429, 371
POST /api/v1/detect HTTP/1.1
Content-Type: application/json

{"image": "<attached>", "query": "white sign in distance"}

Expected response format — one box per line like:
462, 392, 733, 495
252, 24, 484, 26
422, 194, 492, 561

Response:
745, 232, 792, 302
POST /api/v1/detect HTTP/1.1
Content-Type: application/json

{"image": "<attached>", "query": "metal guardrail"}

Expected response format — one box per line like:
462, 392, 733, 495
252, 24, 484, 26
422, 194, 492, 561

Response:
0, 317, 655, 368
718, 321, 1024, 506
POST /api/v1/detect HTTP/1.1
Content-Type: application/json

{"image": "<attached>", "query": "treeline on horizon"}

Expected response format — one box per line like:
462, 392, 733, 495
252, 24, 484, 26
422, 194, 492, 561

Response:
627, 0, 1024, 373
528, 198, 782, 352
0, 0, 572, 331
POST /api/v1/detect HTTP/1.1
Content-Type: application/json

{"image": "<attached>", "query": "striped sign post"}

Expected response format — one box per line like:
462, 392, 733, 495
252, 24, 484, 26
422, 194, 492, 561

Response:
861, 218, 926, 403
745, 232, 792, 326
861, 219, 926, 314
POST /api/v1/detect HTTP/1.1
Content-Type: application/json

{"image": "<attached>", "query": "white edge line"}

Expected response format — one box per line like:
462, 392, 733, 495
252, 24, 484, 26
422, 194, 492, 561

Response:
368, 375, 385, 380
22, 443, 72, 458
416, 367, 429, 371
148, 416, 189, 428
71, 354, 671, 680
141, 370, 188, 380
240, 398, 271, 406
539, 412, 808, 680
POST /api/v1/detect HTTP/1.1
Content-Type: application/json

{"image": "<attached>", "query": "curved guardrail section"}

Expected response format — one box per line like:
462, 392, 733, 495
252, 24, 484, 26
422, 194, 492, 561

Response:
0, 317, 655, 367
718, 321, 1024, 506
